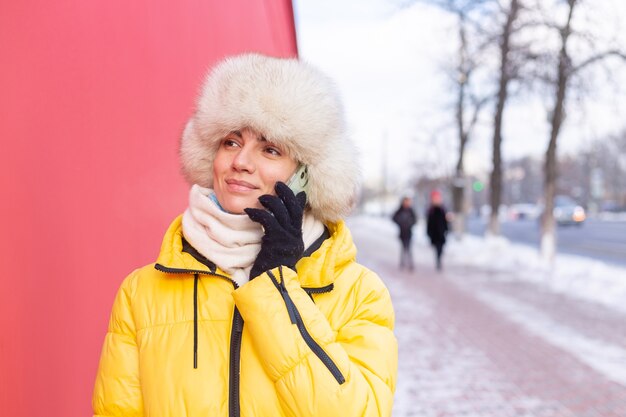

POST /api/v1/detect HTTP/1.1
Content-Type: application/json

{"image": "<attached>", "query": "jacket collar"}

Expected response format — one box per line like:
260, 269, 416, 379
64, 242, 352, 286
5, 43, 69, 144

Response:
295, 220, 356, 288
155, 215, 217, 275
154, 215, 357, 288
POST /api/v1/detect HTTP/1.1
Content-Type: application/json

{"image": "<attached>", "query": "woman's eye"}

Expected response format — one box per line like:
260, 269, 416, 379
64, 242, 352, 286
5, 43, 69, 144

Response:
223, 139, 239, 148
264, 146, 281, 156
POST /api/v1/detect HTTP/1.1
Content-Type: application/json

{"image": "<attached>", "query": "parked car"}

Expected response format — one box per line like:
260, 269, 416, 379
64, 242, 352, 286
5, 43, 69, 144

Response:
553, 195, 586, 226
508, 203, 540, 221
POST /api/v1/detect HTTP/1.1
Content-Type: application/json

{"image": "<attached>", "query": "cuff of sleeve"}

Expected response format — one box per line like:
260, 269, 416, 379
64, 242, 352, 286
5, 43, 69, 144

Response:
233, 267, 337, 380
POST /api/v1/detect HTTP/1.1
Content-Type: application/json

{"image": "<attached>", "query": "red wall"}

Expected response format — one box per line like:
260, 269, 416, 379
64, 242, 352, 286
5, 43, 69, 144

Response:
0, 2, 297, 415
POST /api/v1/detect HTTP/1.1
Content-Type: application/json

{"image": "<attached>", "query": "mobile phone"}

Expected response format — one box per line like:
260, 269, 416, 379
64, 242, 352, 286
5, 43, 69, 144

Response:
286, 164, 309, 195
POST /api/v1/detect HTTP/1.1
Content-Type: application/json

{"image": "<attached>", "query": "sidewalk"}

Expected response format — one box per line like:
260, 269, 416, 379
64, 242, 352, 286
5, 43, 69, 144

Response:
347, 215, 626, 417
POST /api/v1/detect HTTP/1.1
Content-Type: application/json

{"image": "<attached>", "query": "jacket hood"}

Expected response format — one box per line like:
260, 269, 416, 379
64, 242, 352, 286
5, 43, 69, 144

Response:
155, 215, 357, 289
179, 53, 361, 223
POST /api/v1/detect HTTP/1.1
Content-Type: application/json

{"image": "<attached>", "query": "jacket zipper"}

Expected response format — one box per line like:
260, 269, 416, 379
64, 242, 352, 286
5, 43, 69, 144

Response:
155, 263, 244, 417
194, 274, 199, 368
229, 305, 243, 417
154, 263, 217, 276
302, 283, 334, 296
268, 269, 345, 385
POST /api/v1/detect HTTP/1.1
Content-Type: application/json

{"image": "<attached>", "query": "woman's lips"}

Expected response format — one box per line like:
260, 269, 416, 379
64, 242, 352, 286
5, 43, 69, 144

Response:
225, 179, 258, 192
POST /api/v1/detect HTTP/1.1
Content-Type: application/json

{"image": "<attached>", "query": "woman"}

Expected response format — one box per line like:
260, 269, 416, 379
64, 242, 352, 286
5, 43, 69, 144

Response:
392, 196, 417, 271
426, 190, 449, 270
92, 53, 397, 417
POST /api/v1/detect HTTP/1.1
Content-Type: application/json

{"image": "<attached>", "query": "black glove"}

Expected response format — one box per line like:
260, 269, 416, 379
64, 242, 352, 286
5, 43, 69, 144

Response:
245, 182, 307, 279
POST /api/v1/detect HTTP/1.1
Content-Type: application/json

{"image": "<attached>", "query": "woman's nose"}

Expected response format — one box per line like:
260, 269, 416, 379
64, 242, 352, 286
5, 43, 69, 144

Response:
231, 148, 255, 173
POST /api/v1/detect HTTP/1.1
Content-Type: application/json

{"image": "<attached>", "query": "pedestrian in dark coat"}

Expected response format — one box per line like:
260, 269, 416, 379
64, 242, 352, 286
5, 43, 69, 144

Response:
426, 190, 448, 270
392, 197, 417, 270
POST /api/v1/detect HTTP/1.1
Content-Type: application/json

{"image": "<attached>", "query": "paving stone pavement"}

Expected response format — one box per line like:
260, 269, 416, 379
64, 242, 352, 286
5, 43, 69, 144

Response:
347, 216, 626, 417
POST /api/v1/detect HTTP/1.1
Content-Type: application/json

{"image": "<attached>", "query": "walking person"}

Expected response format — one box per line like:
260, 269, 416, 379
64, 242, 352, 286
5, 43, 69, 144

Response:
392, 196, 417, 271
426, 190, 449, 271
92, 53, 397, 417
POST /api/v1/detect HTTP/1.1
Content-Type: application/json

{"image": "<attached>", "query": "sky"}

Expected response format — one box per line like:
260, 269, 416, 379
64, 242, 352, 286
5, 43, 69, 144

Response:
293, 0, 626, 191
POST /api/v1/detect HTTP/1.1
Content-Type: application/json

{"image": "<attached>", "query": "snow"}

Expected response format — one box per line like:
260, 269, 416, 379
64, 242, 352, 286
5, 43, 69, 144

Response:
473, 289, 626, 387
388, 275, 566, 417
351, 211, 626, 318
347, 214, 626, 415
445, 231, 626, 314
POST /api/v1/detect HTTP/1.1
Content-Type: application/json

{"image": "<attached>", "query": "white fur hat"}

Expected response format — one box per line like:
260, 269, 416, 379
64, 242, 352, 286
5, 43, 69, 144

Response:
180, 53, 360, 223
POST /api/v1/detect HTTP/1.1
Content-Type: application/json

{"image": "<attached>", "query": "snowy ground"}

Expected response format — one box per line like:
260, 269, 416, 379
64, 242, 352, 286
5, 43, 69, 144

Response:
346, 214, 626, 417
445, 229, 626, 314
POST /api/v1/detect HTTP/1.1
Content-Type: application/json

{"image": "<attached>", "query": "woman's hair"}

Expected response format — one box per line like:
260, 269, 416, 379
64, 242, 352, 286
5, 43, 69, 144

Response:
179, 53, 360, 223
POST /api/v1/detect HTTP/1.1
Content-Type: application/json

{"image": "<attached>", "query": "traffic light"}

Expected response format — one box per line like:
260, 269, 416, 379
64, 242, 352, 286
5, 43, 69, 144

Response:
472, 180, 484, 192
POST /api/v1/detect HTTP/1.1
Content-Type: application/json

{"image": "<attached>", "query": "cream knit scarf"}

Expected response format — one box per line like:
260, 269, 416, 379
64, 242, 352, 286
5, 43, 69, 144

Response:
182, 184, 325, 287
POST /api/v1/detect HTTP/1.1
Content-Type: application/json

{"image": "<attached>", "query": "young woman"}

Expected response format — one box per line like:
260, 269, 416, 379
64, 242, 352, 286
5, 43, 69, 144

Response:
92, 53, 397, 417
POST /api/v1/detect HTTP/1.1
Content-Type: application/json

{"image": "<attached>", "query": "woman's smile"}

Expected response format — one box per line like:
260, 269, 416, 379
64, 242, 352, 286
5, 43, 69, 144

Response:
224, 178, 258, 192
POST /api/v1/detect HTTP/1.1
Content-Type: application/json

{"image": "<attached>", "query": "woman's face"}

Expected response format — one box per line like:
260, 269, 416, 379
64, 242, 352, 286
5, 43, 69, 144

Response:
213, 128, 299, 214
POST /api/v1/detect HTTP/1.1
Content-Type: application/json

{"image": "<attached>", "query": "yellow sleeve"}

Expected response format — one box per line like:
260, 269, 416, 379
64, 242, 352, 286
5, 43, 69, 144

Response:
92, 271, 144, 417
233, 266, 397, 417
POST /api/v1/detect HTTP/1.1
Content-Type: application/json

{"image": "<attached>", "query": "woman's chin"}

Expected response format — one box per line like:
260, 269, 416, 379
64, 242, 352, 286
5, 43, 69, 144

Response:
220, 197, 259, 215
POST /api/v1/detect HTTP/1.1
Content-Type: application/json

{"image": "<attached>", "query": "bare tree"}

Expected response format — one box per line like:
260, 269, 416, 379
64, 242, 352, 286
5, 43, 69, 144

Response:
538, 0, 626, 261
486, 0, 523, 235
420, 0, 530, 237
421, 0, 491, 237
452, 7, 490, 237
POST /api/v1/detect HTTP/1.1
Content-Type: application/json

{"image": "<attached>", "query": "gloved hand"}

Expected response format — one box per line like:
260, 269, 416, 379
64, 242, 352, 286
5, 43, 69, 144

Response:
245, 182, 307, 279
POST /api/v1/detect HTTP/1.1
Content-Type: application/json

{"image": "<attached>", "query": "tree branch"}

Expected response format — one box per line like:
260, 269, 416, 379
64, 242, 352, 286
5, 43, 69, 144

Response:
573, 50, 626, 74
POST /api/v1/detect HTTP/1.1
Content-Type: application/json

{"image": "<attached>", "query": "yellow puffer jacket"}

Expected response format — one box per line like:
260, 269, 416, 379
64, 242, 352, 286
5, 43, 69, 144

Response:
93, 215, 397, 417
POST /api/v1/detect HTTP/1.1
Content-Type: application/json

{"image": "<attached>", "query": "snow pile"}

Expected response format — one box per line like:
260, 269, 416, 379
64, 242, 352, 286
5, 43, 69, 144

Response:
446, 233, 626, 313
349, 214, 626, 313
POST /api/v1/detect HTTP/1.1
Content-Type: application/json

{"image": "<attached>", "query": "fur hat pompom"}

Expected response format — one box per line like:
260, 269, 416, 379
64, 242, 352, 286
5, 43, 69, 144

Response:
180, 53, 360, 223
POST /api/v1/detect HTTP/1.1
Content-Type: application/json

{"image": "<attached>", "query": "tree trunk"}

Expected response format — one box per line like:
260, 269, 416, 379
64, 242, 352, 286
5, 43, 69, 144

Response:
453, 14, 469, 238
488, 0, 519, 236
452, 150, 467, 238
541, 0, 575, 262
